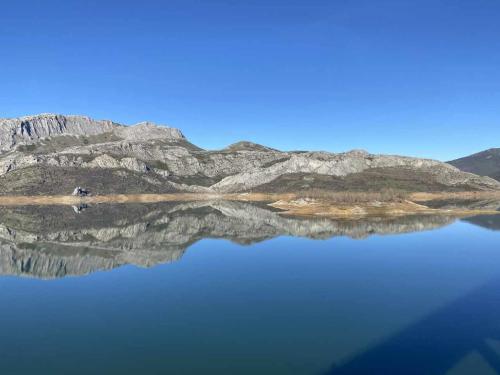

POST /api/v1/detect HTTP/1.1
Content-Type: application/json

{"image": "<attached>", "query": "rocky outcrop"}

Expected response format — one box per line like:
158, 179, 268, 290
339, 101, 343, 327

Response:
210, 151, 500, 192
114, 121, 184, 141
0, 114, 116, 152
0, 113, 184, 153
0, 113, 499, 194
72, 187, 89, 196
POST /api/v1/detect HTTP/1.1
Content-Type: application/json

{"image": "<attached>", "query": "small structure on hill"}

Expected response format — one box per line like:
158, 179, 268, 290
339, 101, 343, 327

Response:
72, 187, 89, 197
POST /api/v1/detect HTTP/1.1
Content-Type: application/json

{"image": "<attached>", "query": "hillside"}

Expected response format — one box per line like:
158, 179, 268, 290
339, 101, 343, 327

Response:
448, 148, 500, 181
0, 114, 499, 195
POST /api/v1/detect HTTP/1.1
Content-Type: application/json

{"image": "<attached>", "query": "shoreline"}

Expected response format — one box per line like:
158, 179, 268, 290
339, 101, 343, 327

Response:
269, 198, 500, 219
0, 191, 499, 219
0, 193, 296, 206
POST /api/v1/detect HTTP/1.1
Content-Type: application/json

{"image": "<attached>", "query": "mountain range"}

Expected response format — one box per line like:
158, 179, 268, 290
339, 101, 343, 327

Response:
0, 113, 498, 195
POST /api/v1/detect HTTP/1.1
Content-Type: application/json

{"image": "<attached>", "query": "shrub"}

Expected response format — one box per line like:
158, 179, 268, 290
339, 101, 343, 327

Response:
295, 188, 408, 203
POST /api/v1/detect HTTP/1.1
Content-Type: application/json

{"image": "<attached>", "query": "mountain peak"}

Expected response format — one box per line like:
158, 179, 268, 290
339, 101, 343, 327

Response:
116, 121, 185, 141
0, 114, 185, 152
223, 141, 278, 152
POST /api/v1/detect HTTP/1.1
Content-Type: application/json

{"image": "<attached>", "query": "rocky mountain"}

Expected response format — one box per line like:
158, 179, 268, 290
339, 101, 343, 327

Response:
0, 114, 184, 151
0, 113, 499, 195
448, 148, 500, 182
0, 202, 459, 278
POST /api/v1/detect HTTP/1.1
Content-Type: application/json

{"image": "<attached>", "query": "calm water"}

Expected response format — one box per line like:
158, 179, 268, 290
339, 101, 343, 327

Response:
0, 202, 499, 374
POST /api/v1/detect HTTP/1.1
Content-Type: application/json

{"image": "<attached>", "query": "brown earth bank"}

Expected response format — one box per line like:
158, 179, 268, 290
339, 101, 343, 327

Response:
409, 191, 500, 201
0, 191, 499, 219
268, 198, 499, 218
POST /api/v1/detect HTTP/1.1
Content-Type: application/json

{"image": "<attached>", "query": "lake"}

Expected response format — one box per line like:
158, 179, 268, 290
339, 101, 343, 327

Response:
0, 201, 499, 374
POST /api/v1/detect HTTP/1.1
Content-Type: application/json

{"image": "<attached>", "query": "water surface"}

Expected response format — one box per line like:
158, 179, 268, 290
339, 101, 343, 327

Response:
0, 202, 499, 374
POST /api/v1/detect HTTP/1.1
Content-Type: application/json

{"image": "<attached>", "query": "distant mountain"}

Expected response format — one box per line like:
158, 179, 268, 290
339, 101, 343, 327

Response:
0, 114, 499, 195
448, 149, 500, 181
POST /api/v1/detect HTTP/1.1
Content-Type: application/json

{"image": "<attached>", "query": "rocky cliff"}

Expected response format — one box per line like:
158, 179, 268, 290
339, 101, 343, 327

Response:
0, 113, 184, 152
0, 114, 498, 194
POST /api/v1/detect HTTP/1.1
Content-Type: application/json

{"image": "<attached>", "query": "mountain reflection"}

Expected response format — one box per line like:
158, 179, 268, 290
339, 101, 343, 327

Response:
0, 201, 476, 279
463, 215, 500, 231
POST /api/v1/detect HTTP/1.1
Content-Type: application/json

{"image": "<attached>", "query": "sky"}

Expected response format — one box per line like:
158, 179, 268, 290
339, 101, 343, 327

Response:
1, 0, 499, 161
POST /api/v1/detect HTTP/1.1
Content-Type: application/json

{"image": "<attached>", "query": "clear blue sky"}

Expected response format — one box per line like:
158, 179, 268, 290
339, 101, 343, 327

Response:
1, 0, 499, 160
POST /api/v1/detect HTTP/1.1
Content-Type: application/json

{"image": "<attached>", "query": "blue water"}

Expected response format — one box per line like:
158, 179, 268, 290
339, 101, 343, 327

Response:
1, 219, 500, 374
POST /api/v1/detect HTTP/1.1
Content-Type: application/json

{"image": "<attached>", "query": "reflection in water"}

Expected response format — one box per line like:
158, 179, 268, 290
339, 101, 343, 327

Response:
425, 198, 500, 213
0, 201, 459, 279
463, 214, 500, 231
0, 203, 499, 374
319, 211, 500, 375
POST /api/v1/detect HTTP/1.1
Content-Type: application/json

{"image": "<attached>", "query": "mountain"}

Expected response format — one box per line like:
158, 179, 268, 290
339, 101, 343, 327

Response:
0, 113, 499, 195
448, 148, 500, 181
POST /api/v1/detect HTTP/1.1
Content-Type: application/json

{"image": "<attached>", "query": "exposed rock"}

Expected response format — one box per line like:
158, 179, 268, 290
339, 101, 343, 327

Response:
88, 154, 120, 169
0, 113, 499, 194
223, 141, 278, 152
72, 187, 89, 197
120, 157, 149, 172
0, 113, 184, 153
210, 152, 500, 192
114, 121, 185, 141
0, 114, 116, 152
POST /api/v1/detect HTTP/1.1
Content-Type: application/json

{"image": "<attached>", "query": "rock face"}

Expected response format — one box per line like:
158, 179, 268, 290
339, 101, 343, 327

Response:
0, 113, 185, 153
449, 148, 500, 182
0, 202, 459, 279
0, 113, 499, 194
0, 114, 117, 152
114, 121, 185, 141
